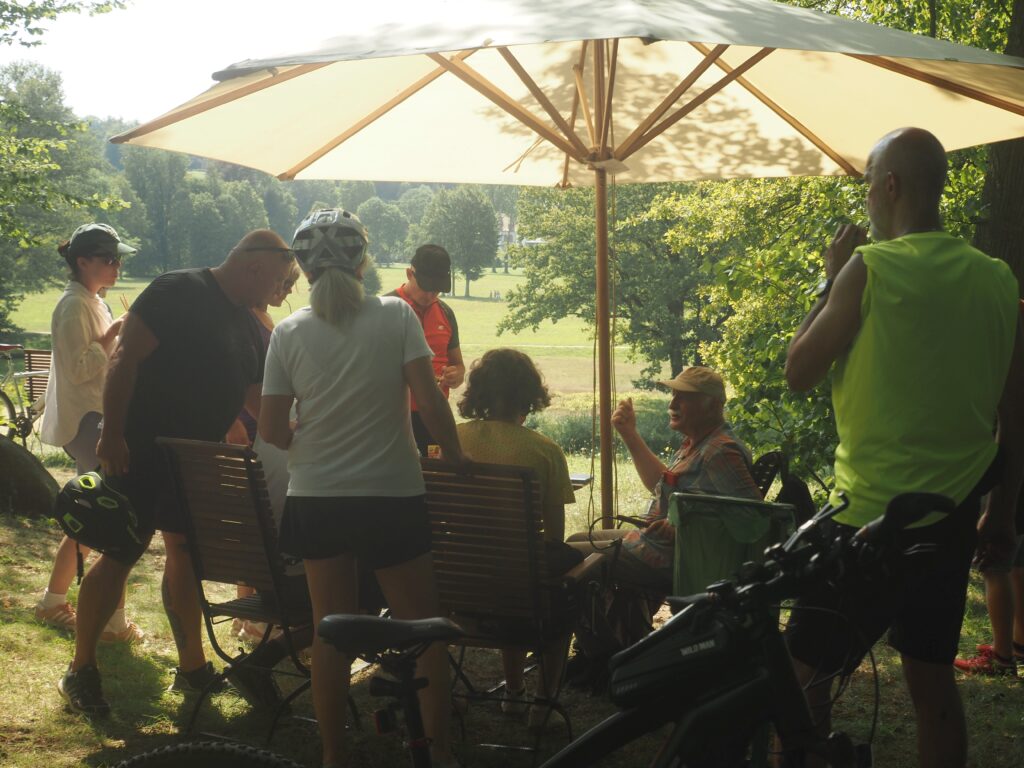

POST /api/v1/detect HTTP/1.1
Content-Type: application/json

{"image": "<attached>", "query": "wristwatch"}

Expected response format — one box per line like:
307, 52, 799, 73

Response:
815, 277, 834, 299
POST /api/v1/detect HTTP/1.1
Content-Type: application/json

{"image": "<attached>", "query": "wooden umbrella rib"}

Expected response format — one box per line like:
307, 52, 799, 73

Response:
574, 63, 598, 148
629, 47, 775, 157
280, 50, 476, 179
561, 42, 589, 187
849, 54, 1024, 117
427, 52, 583, 160
594, 40, 606, 153
112, 62, 333, 143
497, 47, 590, 157
599, 38, 619, 156
615, 43, 729, 160
691, 42, 858, 176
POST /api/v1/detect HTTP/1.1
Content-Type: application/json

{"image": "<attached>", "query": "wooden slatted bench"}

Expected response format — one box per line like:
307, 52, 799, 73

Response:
421, 458, 603, 744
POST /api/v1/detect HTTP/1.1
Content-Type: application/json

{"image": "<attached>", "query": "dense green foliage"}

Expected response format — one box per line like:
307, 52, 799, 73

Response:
419, 185, 499, 296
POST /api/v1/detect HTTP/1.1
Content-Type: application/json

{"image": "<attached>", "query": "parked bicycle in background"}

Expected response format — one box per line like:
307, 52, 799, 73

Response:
0, 342, 48, 448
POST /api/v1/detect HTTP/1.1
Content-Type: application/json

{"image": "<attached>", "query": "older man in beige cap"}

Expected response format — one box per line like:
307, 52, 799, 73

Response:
568, 365, 761, 592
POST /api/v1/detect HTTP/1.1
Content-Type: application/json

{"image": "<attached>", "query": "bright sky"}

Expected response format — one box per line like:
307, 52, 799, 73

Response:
0, 0, 476, 122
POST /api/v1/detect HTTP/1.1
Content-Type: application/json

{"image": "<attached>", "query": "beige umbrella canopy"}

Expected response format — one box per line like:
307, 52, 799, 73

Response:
114, 0, 1024, 521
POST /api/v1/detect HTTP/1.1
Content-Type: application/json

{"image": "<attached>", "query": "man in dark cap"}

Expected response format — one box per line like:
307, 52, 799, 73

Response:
388, 244, 465, 455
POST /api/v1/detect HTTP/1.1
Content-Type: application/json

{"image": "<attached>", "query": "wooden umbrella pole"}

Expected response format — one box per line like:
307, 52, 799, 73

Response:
595, 166, 614, 527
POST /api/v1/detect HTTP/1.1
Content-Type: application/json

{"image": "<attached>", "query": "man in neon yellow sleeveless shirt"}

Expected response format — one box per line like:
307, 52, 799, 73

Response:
785, 127, 1023, 768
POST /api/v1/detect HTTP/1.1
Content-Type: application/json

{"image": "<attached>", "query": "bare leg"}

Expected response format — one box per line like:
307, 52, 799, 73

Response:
902, 655, 966, 768
304, 554, 358, 768
984, 569, 1015, 659
47, 537, 91, 594
375, 553, 452, 764
788, 657, 833, 768
1011, 566, 1024, 647
71, 555, 131, 671
161, 531, 206, 671
501, 649, 527, 694
538, 635, 570, 701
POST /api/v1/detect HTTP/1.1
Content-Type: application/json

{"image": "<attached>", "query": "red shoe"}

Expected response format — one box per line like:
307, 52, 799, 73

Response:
954, 646, 1018, 676
976, 642, 1024, 663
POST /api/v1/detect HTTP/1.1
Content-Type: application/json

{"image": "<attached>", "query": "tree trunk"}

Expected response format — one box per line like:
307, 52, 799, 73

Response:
972, 0, 1024, 288
464, 276, 470, 297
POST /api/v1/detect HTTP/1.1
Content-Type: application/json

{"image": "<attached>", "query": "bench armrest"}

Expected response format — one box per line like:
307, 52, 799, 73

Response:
559, 552, 605, 585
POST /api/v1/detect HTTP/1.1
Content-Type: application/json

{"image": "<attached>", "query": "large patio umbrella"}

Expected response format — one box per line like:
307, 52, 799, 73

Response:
112, 0, 1024, 523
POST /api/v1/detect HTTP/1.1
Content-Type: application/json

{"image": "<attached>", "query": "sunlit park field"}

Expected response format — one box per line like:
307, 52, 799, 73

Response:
10, 265, 656, 395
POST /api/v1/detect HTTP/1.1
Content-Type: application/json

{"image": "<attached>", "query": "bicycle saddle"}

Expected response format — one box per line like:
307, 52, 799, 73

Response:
318, 615, 464, 655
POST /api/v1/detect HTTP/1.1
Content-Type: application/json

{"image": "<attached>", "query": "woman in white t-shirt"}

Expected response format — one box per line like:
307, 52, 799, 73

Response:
34, 223, 142, 643
259, 209, 467, 768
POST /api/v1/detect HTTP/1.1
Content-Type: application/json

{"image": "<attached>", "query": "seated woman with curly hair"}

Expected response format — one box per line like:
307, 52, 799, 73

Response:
456, 348, 582, 729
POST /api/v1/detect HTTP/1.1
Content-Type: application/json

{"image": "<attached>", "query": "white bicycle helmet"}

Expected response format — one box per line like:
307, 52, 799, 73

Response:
291, 208, 369, 275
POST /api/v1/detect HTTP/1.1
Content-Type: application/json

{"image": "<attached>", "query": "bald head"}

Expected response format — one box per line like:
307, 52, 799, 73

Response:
217, 229, 296, 307
873, 128, 947, 205
865, 128, 947, 240
226, 229, 290, 266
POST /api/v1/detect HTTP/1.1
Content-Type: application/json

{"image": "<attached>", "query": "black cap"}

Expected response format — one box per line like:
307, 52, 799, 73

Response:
68, 223, 137, 261
410, 244, 451, 293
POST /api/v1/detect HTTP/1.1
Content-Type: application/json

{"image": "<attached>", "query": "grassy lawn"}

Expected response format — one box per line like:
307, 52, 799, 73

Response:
7, 266, 658, 394
1, 461, 1022, 767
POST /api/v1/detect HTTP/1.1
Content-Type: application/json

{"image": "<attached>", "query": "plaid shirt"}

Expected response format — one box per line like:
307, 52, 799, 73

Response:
622, 423, 761, 572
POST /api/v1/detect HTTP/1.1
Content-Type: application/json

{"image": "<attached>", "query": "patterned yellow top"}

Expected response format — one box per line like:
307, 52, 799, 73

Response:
456, 419, 575, 542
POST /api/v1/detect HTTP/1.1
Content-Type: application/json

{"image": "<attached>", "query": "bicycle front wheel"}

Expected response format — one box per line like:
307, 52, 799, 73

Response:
0, 390, 17, 441
115, 741, 305, 768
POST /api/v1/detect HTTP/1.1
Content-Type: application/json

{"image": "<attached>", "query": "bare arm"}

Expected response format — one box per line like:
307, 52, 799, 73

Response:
96, 313, 158, 476
258, 394, 295, 450
243, 382, 262, 422
405, 355, 467, 466
441, 345, 466, 389
612, 396, 666, 493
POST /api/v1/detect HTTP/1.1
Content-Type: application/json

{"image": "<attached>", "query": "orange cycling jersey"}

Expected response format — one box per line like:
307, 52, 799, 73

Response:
390, 285, 460, 410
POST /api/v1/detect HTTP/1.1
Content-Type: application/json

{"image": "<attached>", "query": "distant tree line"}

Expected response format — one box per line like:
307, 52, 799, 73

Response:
1, 59, 512, 332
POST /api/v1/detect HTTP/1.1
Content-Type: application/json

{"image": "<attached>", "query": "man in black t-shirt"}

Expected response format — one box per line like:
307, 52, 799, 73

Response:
58, 229, 296, 716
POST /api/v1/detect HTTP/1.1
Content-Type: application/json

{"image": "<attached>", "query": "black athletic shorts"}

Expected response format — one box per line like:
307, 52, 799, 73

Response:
785, 492, 981, 673
279, 495, 432, 570
101, 449, 182, 565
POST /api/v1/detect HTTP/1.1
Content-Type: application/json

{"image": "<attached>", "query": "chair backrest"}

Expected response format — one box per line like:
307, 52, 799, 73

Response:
751, 450, 787, 499
22, 349, 51, 404
668, 491, 796, 596
421, 458, 548, 646
158, 437, 298, 619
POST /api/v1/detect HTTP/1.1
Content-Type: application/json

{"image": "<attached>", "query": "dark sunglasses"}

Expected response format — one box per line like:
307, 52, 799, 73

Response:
91, 254, 121, 266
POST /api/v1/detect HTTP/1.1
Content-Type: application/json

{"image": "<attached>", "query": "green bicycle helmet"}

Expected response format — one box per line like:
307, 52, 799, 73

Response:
54, 472, 142, 553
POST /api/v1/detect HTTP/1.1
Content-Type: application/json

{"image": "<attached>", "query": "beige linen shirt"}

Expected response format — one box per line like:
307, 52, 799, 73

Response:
39, 282, 114, 447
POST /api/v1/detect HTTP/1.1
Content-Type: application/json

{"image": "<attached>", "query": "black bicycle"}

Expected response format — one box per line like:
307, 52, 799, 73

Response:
112, 617, 460, 768
535, 491, 955, 768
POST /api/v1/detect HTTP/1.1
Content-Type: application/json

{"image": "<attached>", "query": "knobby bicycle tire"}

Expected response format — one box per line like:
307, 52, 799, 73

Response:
115, 741, 305, 768
0, 389, 17, 441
